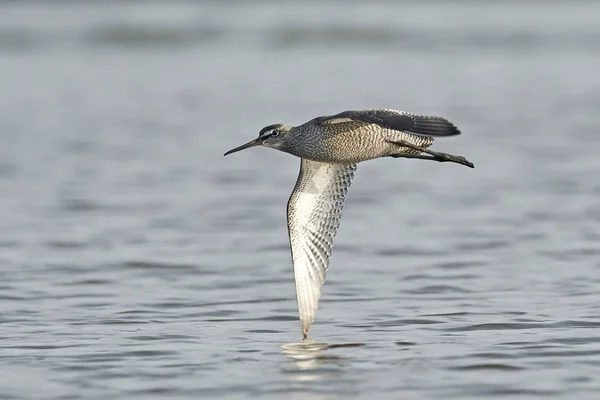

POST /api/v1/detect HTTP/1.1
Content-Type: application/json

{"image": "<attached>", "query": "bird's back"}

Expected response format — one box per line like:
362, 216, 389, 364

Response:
285, 115, 434, 164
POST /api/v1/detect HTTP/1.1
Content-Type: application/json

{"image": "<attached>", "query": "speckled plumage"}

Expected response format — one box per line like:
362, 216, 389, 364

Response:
224, 108, 474, 339
282, 120, 434, 163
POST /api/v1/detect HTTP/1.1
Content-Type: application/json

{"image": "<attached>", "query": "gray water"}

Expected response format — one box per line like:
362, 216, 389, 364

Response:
2, 1, 600, 399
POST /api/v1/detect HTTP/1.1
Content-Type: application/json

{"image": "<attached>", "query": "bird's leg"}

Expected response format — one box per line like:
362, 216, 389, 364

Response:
391, 154, 444, 161
390, 140, 474, 168
390, 153, 469, 164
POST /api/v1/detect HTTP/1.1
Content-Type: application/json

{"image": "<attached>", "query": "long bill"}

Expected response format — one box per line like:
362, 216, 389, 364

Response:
223, 138, 262, 156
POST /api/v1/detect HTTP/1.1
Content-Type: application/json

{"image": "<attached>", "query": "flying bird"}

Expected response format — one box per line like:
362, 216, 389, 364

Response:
224, 109, 474, 338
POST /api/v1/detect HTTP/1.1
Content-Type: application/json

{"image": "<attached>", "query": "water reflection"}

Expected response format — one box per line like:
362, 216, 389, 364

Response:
280, 340, 364, 382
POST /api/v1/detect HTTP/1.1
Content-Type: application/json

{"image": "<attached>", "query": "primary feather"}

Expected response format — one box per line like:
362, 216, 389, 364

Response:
286, 159, 357, 338
320, 108, 461, 137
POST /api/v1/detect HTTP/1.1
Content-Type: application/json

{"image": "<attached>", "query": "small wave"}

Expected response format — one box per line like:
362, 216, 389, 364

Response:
450, 363, 524, 371
1, 24, 599, 53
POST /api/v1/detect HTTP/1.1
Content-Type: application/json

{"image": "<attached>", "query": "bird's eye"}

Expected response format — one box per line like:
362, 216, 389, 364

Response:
271, 130, 280, 137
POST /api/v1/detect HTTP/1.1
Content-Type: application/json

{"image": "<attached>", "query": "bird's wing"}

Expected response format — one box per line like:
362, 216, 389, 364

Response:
286, 159, 357, 337
318, 109, 461, 137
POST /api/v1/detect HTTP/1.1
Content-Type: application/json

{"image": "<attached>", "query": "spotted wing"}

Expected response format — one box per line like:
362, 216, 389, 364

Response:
319, 108, 461, 137
286, 159, 357, 337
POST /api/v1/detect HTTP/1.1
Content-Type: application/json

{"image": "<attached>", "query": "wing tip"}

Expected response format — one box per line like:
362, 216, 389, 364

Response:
302, 325, 309, 339
301, 316, 313, 338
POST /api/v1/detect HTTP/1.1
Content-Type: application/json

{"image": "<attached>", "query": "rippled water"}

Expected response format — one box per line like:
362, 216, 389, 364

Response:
1, 1, 600, 399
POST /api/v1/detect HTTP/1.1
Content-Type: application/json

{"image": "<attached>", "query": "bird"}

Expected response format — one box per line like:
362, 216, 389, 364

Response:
224, 108, 474, 339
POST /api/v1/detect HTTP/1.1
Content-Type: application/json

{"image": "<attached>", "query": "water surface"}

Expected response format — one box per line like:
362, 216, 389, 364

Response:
1, 1, 600, 399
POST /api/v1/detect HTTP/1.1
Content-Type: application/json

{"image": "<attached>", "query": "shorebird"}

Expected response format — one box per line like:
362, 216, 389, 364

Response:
224, 109, 474, 338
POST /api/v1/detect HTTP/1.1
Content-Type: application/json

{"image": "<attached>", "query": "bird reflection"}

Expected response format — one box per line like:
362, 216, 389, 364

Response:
280, 339, 364, 382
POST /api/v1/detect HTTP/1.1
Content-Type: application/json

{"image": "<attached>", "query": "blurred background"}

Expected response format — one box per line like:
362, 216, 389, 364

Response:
1, 1, 600, 399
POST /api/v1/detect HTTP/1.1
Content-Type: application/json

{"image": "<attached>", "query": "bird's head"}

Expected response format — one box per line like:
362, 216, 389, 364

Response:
224, 124, 293, 156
